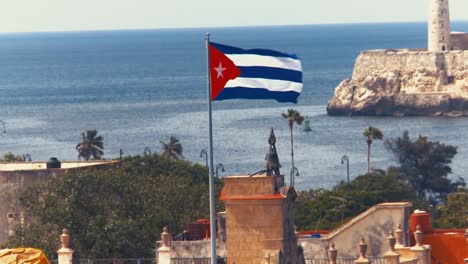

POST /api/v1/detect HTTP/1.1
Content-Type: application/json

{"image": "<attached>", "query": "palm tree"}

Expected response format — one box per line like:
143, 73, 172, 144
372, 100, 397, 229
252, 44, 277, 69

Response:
282, 109, 304, 187
160, 136, 183, 161
76, 129, 104, 160
363, 126, 383, 174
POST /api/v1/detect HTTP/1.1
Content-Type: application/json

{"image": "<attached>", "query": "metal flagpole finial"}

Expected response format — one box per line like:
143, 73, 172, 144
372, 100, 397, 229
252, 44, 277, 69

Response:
206, 32, 210, 39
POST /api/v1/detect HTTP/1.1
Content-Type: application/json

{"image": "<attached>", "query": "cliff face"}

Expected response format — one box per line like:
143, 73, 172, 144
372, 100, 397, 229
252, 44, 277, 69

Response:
327, 49, 468, 116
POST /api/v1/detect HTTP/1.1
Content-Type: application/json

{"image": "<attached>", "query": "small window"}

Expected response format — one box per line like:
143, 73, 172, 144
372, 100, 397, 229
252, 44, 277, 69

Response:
447, 76, 455, 83
441, 10, 444, 14
442, 46, 446, 51
7, 213, 14, 219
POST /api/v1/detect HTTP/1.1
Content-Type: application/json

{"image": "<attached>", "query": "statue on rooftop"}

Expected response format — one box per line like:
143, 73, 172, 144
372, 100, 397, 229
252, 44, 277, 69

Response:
266, 128, 281, 176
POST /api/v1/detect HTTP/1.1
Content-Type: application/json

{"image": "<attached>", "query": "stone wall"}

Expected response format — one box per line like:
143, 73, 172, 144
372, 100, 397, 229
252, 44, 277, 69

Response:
0, 169, 64, 244
169, 240, 226, 258
327, 49, 468, 116
221, 174, 298, 264
355, 49, 467, 85
451, 33, 468, 51
352, 50, 439, 83
299, 203, 412, 258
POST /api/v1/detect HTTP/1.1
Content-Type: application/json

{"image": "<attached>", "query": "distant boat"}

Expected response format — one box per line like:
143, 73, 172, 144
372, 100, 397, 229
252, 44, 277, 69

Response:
304, 116, 312, 132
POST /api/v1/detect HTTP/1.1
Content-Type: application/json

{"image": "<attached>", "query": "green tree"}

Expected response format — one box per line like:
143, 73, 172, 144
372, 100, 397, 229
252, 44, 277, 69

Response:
160, 136, 183, 161
281, 109, 304, 186
3, 154, 222, 259
385, 131, 460, 202
295, 171, 420, 231
75, 130, 104, 160
363, 126, 383, 174
434, 187, 468, 228
1, 152, 25, 161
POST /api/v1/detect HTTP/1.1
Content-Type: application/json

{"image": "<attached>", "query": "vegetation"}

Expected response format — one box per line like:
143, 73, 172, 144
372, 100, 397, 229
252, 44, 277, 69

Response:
281, 109, 304, 186
296, 131, 466, 231
385, 131, 461, 203
295, 171, 419, 231
160, 135, 183, 161
435, 187, 468, 228
1, 152, 25, 161
362, 126, 383, 174
3, 128, 466, 260
3, 153, 223, 259
75, 130, 104, 160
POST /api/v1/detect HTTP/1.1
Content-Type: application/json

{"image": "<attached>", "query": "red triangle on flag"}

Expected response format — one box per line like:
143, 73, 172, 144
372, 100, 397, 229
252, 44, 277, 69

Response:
209, 44, 241, 101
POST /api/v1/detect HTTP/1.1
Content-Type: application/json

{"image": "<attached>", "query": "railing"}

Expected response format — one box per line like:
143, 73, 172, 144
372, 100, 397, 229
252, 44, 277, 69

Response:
305, 257, 385, 264
170, 257, 226, 264
50, 259, 156, 264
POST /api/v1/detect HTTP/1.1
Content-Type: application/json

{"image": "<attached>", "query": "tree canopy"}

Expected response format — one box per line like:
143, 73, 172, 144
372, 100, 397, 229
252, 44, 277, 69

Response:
385, 131, 461, 202
281, 108, 304, 187
3, 153, 222, 259
1, 152, 25, 161
433, 187, 468, 228
160, 136, 183, 161
295, 171, 419, 231
363, 126, 383, 174
75, 130, 104, 160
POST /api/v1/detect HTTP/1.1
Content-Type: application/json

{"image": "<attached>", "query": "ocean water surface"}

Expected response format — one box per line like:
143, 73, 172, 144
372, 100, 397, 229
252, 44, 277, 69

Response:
1, 22, 468, 189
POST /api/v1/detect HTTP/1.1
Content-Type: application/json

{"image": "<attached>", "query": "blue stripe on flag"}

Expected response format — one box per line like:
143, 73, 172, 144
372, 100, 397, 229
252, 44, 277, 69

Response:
238, 66, 302, 83
211, 42, 299, 60
215, 87, 300, 103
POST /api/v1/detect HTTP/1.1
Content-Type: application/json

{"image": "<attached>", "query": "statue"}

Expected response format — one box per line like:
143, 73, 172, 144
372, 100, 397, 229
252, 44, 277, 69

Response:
266, 128, 281, 176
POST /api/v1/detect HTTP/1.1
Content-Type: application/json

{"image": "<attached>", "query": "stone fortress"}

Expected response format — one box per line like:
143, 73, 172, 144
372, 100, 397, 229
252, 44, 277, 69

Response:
327, 0, 468, 116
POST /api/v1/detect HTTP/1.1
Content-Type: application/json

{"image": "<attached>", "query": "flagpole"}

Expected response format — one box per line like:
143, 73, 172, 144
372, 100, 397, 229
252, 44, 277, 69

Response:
205, 32, 217, 264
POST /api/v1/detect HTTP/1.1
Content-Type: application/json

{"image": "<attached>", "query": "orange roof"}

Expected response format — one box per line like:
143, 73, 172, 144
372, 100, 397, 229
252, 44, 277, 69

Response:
423, 232, 468, 264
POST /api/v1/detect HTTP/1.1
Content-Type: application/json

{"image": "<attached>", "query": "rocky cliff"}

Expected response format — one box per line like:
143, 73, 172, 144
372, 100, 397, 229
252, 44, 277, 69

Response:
327, 49, 468, 116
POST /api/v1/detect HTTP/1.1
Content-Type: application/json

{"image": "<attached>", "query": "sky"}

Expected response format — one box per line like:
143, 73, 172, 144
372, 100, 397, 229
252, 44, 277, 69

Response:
0, 0, 468, 33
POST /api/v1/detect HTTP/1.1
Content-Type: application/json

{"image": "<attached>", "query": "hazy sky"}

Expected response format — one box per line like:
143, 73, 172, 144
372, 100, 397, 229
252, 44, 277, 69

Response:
1, 0, 468, 33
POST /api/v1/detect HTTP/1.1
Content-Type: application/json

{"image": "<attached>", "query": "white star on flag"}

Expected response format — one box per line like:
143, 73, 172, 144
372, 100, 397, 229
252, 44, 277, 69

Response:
214, 62, 226, 79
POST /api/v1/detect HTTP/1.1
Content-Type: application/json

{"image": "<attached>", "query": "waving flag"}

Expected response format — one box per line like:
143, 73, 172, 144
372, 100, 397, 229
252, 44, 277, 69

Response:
204, 36, 304, 264
209, 42, 303, 103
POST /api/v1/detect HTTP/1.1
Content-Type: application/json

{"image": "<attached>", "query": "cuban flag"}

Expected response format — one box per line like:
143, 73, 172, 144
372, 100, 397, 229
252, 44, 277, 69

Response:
209, 42, 302, 103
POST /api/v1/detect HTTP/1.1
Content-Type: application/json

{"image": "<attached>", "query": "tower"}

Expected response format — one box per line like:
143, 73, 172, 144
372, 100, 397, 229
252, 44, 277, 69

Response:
428, 0, 451, 52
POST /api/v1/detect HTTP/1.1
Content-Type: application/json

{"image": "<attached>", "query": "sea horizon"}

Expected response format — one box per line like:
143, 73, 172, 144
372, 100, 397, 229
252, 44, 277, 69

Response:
1, 22, 468, 190
2, 20, 468, 35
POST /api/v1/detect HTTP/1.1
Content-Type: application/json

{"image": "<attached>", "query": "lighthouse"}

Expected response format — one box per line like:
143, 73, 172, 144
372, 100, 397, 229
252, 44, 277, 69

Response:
428, 0, 451, 52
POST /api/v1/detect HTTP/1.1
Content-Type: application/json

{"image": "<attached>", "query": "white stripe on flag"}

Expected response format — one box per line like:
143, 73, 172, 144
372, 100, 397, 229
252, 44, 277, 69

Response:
225, 77, 303, 92
226, 54, 302, 72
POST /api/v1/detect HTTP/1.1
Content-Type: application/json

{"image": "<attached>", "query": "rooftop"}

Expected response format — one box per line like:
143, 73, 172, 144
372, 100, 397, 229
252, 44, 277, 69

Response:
0, 160, 118, 171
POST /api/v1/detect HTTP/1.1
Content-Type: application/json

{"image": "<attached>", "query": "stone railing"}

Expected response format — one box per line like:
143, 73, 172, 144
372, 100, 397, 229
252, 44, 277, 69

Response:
310, 225, 433, 264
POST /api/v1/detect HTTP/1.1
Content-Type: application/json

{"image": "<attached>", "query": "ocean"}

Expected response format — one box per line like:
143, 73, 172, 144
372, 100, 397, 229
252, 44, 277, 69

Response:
1, 22, 468, 189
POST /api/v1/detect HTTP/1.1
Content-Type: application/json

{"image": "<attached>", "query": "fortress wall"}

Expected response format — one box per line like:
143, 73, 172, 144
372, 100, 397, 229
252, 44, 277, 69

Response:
352, 50, 439, 82
443, 50, 467, 79
352, 50, 467, 83
451, 33, 468, 51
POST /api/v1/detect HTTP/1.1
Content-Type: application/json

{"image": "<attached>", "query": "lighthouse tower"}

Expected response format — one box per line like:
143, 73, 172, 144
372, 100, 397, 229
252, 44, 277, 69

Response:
428, 0, 451, 52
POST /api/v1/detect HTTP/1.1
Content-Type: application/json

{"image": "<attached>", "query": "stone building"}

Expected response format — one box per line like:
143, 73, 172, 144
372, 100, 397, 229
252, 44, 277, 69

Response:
220, 173, 298, 264
429, 0, 468, 51
0, 158, 119, 244
428, 0, 451, 52
327, 0, 468, 116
